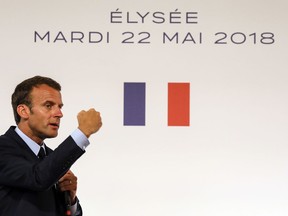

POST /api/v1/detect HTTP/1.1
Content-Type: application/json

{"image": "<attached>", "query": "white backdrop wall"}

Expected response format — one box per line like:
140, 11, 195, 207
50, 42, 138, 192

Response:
1, 0, 288, 215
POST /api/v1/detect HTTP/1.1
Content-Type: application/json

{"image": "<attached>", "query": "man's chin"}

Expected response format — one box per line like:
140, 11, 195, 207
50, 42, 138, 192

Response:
45, 132, 58, 139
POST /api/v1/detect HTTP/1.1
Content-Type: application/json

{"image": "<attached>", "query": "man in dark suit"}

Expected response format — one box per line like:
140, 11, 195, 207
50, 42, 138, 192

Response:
0, 76, 102, 215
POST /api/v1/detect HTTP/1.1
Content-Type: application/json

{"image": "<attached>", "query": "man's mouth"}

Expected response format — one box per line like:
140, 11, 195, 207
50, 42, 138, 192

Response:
49, 123, 60, 128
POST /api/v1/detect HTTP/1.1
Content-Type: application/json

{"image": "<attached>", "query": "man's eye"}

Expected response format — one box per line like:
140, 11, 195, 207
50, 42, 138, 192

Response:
45, 104, 52, 109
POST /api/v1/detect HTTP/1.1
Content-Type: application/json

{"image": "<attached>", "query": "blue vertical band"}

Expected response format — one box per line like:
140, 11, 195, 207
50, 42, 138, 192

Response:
124, 82, 146, 126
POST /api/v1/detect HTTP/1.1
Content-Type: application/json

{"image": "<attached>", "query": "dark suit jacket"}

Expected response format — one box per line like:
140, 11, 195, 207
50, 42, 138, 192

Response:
0, 126, 85, 216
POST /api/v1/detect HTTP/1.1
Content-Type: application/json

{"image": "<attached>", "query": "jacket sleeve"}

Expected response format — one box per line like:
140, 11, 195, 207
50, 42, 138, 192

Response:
0, 136, 85, 191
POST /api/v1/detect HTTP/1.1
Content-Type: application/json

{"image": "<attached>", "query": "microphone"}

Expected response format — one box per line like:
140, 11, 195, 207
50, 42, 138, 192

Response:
64, 191, 72, 216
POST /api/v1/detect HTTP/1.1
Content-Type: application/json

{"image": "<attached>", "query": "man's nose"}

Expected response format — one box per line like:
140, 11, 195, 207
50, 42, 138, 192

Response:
54, 107, 63, 118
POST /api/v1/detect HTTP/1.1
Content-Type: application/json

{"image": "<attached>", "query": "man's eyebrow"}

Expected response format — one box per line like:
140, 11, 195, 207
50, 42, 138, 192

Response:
43, 100, 64, 107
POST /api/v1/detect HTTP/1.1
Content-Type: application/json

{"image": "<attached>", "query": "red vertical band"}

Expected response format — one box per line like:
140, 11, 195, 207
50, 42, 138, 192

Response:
168, 83, 190, 126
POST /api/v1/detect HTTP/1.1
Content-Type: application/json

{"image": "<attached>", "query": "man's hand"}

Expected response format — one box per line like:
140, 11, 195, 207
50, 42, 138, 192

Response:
58, 170, 78, 204
77, 108, 102, 138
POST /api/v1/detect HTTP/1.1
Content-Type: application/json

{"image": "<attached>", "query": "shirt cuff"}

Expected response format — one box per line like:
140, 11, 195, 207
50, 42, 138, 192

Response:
70, 201, 77, 215
71, 128, 90, 150
69, 197, 82, 216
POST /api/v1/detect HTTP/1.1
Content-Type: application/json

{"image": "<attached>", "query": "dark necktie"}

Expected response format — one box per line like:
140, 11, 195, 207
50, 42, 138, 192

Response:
38, 147, 46, 160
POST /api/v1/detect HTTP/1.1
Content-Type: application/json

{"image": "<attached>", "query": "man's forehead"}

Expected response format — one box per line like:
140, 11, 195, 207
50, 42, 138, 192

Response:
30, 84, 62, 101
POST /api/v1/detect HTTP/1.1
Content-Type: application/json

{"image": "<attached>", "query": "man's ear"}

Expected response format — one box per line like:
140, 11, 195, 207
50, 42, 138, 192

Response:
17, 104, 31, 120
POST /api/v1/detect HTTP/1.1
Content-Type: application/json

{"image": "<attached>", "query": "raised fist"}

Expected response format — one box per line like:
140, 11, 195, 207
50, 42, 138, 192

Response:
77, 108, 102, 138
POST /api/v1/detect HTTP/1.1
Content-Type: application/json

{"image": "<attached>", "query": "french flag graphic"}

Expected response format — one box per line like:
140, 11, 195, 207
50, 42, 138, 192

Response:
123, 82, 190, 126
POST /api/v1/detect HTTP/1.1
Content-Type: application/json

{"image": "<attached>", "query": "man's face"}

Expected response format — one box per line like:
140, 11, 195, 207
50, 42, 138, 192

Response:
23, 84, 63, 143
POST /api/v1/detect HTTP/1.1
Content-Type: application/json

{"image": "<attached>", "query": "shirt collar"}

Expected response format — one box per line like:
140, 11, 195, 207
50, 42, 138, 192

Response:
15, 126, 45, 156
